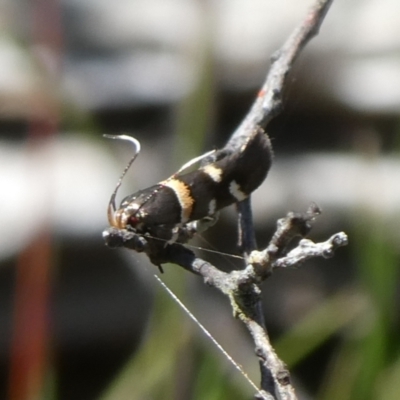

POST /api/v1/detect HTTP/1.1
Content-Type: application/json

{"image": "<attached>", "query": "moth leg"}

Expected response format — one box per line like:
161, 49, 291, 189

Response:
165, 212, 220, 245
188, 212, 220, 234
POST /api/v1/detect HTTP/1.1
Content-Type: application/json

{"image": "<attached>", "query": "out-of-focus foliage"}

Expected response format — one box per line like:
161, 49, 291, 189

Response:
1, 1, 399, 400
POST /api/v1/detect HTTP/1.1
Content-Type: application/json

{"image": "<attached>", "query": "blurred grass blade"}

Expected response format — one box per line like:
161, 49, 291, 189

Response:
100, 270, 191, 400
351, 219, 399, 400
378, 354, 400, 400
274, 289, 366, 367
317, 340, 360, 400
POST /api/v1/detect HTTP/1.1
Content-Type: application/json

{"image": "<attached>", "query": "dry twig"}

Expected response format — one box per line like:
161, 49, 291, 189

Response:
104, 1, 346, 399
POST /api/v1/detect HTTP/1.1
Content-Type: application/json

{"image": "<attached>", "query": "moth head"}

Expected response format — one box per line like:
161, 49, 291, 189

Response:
109, 201, 145, 230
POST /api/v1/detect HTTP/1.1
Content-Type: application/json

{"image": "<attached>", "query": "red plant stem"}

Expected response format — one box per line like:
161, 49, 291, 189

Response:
8, 0, 63, 398
9, 232, 53, 400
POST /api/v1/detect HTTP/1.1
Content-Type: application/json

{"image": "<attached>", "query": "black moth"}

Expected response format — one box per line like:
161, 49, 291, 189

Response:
103, 127, 272, 265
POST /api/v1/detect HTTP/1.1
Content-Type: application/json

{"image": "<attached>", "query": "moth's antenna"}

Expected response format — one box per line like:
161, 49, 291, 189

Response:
175, 149, 215, 174
104, 135, 141, 227
153, 275, 268, 400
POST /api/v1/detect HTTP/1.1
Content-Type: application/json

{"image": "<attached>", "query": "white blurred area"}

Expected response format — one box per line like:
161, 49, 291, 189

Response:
0, 0, 399, 112
0, 0, 400, 259
2, 136, 400, 259
0, 137, 115, 258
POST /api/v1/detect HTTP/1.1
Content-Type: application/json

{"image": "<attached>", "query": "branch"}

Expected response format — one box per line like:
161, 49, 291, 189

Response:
226, 2, 335, 395
104, 208, 347, 400
165, 205, 347, 400
272, 232, 348, 269
229, 0, 335, 150
104, 1, 339, 399
226, 0, 335, 277
219, 2, 336, 396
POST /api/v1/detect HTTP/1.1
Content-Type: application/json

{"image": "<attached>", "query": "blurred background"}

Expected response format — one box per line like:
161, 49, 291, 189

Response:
1, 0, 400, 399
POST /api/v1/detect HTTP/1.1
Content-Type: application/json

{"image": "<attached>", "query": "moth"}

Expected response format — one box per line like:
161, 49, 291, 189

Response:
103, 127, 273, 265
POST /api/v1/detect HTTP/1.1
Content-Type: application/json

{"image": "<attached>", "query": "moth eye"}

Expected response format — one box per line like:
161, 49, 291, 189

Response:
128, 215, 140, 227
